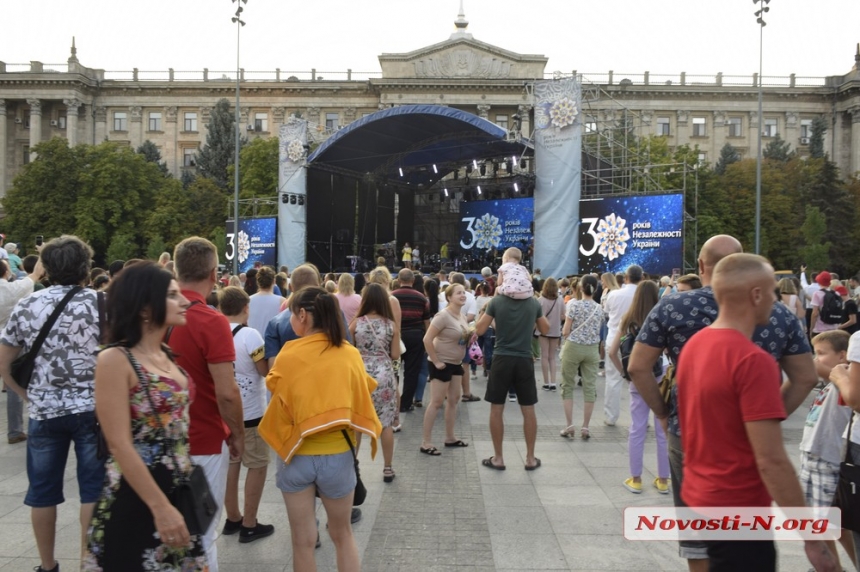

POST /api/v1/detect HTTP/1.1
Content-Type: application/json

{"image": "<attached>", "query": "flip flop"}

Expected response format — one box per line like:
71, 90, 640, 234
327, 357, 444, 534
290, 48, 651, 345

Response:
525, 458, 542, 471
420, 446, 441, 456
481, 457, 506, 470
444, 440, 469, 447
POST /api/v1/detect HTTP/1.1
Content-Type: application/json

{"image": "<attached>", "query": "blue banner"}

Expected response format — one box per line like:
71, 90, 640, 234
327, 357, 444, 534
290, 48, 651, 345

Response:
459, 198, 534, 254
533, 77, 582, 277
578, 193, 684, 275
225, 217, 278, 274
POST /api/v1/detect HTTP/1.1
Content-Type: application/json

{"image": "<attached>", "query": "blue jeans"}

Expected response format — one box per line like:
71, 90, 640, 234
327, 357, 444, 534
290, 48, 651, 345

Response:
415, 357, 428, 403
25, 411, 106, 507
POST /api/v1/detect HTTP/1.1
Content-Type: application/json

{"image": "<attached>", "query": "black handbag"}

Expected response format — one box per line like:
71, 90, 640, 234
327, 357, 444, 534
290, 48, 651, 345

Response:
126, 348, 218, 537
833, 416, 860, 532
341, 429, 367, 506
10, 286, 81, 389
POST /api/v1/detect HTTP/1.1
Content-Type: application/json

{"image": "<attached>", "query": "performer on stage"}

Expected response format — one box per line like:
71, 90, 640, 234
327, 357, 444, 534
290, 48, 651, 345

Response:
402, 243, 413, 270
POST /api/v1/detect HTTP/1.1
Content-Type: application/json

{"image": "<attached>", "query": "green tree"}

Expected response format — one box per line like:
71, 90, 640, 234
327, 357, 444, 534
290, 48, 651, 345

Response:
196, 98, 245, 190
136, 140, 170, 176
799, 206, 831, 271
809, 116, 828, 159
799, 157, 856, 276
145, 235, 168, 260
180, 169, 196, 189
763, 134, 793, 162
714, 143, 740, 175
186, 177, 229, 239
106, 232, 138, 262
144, 177, 192, 250
232, 136, 279, 199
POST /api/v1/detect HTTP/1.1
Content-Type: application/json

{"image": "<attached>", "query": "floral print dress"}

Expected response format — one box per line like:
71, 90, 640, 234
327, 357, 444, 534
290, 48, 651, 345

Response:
83, 348, 208, 572
354, 316, 398, 427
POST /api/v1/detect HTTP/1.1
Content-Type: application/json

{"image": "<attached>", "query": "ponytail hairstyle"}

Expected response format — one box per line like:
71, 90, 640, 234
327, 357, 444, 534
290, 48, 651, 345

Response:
288, 286, 346, 347
580, 274, 598, 297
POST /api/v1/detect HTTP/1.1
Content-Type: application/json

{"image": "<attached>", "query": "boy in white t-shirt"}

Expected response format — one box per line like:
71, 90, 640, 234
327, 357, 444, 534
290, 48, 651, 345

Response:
802, 330, 854, 567
219, 287, 275, 543
495, 247, 533, 300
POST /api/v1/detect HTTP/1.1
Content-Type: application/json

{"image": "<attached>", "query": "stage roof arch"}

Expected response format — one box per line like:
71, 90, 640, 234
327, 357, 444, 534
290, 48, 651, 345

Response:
306, 104, 531, 188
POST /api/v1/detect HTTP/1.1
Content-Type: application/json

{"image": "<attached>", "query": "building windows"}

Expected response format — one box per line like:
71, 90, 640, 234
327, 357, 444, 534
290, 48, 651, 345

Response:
183, 147, 197, 167
697, 152, 707, 166
727, 117, 742, 137
657, 117, 670, 136
58, 116, 66, 129
149, 112, 162, 131
113, 112, 128, 132
763, 118, 778, 137
692, 117, 707, 137
254, 112, 268, 132
325, 113, 339, 131
585, 121, 597, 133
495, 114, 508, 129
184, 112, 198, 132
800, 119, 813, 143
22, 145, 30, 165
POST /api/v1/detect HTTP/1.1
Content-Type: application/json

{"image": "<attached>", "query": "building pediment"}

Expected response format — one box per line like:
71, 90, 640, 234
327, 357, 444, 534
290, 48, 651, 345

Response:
379, 37, 547, 80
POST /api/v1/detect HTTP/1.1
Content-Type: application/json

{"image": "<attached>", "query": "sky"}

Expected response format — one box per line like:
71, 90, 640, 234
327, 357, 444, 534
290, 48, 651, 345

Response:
3, 1, 860, 79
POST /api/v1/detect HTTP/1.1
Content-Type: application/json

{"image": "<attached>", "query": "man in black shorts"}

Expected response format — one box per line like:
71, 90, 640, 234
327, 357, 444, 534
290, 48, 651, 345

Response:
476, 294, 549, 470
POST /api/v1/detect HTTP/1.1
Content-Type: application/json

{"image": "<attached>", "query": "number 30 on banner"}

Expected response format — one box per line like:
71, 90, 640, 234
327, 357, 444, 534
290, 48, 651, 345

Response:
579, 217, 599, 256
225, 232, 236, 261
460, 216, 476, 249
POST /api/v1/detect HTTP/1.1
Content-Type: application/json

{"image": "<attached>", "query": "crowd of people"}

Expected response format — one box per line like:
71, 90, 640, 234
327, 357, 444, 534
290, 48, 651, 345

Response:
2, 233, 860, 571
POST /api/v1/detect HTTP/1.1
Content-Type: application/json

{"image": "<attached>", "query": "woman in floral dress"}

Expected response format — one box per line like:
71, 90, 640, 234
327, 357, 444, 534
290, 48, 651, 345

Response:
83, 261, 208, 571
349, 283, 401, 482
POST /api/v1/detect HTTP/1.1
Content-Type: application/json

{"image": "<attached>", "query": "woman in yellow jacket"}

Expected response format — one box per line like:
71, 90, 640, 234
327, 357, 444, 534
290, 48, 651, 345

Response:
259, 286, 381, 572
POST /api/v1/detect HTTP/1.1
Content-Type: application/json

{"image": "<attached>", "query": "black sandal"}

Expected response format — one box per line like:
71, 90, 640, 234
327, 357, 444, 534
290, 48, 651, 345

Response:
383, 466, 396, 482
420, 446, 441, 456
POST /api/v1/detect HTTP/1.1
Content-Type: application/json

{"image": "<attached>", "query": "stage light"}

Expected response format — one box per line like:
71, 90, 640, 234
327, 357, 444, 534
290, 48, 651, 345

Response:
433, 164, 438, 174
473, 159, 478, 170
477, 185, 482, 195
514, 182, 519, 193
399, 167, 404, 177
444, 188, 449, 197
281, 194, 289, 203
290, 195, 297, 204
298, 195, 305, 206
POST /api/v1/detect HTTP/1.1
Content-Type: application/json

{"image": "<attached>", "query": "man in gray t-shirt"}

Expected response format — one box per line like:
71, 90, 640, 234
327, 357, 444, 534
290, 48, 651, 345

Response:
476, 295, 548, 471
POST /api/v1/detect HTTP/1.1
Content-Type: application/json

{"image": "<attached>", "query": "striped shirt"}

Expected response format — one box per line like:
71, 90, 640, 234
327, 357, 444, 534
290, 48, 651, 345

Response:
392, 288, 430, 331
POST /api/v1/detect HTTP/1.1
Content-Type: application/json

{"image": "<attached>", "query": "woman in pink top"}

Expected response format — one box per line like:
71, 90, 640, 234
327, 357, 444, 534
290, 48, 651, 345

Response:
335, 273, 363, 325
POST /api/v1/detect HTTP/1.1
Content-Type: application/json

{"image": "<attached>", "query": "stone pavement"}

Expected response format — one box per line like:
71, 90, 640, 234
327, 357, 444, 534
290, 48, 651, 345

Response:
0, 364, 841, 571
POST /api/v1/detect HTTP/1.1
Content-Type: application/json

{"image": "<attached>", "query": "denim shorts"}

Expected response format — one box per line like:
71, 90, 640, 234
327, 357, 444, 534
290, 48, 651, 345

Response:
276, 451, 356, 499
25, 411, 106, 507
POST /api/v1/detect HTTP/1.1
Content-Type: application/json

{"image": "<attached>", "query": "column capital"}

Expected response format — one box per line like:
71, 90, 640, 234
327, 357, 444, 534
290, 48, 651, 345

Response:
676, 110, 688, 125
63, 98, 82, 115
165, 106, 178, 122
272, 107, 286, 123
785, 112, 799, 127
26, 98, 42, 115
517, 104, 532, 114
713, 110, 726, 127
130, 106, 143, 122
94, 106, 107, 122
848, 107, 860, 124
477, 104, 491, 119
749, 111, 759, 128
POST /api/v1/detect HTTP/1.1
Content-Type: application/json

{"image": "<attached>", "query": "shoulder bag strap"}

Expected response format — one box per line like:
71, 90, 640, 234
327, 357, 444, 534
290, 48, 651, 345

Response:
231, 324, 245, 337
27, 286, 82, 360
341, 428, 358, 462
569, 302, 601, 337
97, 291, 106, 345
846, 415, 856, 465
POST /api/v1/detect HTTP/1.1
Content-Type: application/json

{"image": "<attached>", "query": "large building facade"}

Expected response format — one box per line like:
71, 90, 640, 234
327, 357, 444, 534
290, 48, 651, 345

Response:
2, 11, 860, 197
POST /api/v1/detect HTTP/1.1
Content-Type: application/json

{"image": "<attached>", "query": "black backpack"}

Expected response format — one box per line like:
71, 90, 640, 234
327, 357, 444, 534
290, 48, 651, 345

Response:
819, 290, 844, 325
619, 323, 663, 381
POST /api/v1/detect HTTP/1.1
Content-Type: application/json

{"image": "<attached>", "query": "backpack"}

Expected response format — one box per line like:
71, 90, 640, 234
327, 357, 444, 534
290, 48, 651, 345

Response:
619, 323, 664, 381
819, 290, 844, 325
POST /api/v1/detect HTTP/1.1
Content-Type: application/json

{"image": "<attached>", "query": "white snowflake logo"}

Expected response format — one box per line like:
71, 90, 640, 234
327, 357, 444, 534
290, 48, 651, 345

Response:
595, 213, 630, 261
549, 97, 578, 130
474, 213, 503, 250
237, 230, 251, 263
287, 139, 305, 163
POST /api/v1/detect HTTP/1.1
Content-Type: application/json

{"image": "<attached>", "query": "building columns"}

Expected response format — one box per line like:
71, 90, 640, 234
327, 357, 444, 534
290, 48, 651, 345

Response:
63, 98, 82, 147
0, 100, 6, 196
850, 107, 860, 176
26, 98, 41, 161
477, 104, 490, 119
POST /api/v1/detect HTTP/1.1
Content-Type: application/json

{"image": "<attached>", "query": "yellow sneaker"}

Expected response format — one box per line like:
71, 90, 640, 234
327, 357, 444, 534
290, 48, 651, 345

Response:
654, 478, 670, 494
623, 477, 642, 494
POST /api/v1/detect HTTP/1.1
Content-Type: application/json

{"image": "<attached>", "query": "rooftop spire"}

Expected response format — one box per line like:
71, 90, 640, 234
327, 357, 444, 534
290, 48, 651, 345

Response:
68, 36, 78, 64
450, 0, 472, 40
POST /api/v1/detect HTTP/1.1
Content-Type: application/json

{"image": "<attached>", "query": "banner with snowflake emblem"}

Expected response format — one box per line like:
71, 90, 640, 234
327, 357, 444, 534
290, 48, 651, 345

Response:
532, 77, 582, 277
278, 118, 309, 271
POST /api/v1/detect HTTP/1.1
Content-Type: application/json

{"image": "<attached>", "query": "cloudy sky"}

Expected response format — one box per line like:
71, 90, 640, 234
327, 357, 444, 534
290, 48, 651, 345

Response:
3, 0, 859, 79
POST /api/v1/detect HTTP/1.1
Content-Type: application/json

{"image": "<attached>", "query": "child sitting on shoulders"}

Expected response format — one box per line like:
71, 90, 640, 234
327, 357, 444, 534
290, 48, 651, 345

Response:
495, 247, 534, 299
801, 330, 855, 568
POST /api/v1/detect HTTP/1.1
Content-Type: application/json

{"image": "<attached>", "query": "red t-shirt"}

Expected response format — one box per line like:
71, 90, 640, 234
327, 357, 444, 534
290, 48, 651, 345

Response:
677, 327, 786, 508
169, 290, 236, 455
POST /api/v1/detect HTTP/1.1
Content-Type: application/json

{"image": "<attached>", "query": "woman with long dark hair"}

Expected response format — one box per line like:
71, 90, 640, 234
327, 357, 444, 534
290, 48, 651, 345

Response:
350, 283, 400, 482
260, 286, 381, 572
83, 261, 206, 571
608, 280, 670, 495
559, 274, 603, 440
244, 268, 259, 296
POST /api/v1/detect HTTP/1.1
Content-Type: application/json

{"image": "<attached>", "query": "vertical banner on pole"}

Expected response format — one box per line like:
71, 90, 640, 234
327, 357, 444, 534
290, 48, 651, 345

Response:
533, 77, 582, 277
278, 118, 308, 271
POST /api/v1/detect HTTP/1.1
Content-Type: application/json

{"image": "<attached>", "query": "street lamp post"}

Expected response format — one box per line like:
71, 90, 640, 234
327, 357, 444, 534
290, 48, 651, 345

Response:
231, 0, 246, 276
753, 0, 770, 255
